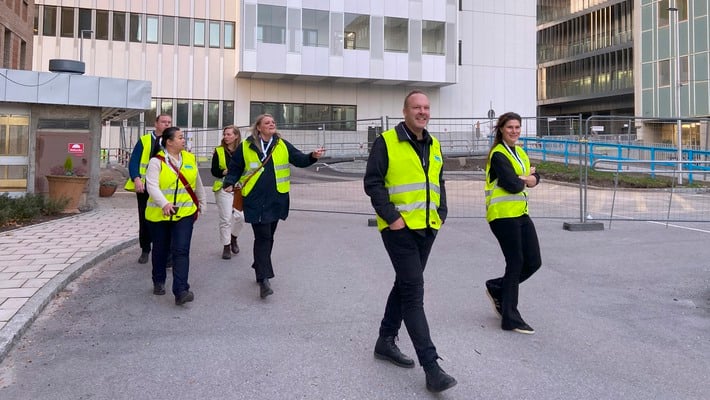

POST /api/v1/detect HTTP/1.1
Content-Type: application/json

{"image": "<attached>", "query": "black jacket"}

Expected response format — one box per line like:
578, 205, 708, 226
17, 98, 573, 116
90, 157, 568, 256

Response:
223, 135, 317, 224
488, 147, 540, 193
364, 122, 448, 228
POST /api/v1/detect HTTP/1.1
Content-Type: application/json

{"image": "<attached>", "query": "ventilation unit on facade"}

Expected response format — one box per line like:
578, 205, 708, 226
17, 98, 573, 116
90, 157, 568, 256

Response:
48, 59, 85, 74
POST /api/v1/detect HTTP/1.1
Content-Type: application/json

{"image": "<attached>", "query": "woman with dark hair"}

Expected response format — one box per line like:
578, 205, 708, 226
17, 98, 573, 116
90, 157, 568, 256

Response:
223, 114, 325, 299
211, 125, 245, 260
145, 126, 206, 306
484, 112, 542, 334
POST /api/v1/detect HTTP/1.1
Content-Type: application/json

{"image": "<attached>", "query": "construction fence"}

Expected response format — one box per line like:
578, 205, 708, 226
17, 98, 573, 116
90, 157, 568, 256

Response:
101, 115, 710, 226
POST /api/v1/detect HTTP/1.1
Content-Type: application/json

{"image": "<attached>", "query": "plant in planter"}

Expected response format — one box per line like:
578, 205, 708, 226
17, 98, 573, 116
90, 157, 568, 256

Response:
46, 156, 89, 213
99, 176, 119, 197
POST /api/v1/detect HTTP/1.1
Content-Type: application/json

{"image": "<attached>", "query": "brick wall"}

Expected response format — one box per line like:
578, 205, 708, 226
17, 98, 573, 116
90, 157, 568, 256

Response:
0, 0, 34, 70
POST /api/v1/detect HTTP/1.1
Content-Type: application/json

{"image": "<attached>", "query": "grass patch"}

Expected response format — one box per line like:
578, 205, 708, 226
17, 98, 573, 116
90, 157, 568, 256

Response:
536, 161, 692, 189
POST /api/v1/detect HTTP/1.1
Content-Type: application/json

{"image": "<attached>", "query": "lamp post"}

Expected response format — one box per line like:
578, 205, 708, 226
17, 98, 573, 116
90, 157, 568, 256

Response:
80, 29, 93, 63
669, 1, 683, 184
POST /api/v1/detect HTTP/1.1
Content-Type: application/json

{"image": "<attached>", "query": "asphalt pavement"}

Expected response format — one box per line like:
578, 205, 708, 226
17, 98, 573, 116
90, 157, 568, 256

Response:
0, 189, 709, 399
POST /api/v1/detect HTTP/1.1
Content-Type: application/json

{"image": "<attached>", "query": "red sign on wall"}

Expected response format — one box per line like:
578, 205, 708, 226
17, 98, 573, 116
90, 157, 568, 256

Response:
68, 143, 85, 154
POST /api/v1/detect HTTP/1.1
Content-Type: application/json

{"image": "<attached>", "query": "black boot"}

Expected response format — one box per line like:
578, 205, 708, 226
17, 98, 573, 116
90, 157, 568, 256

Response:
259, 279, 273, 298
230, 235, 240, 254
374, 336, 415, 368
423, 359, 457, 393
222, 245, 231, 260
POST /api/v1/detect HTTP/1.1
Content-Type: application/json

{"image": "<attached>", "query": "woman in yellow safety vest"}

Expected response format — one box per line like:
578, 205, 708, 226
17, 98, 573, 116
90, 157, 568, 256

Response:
223, 114, 325, 299
145, 126, 207, 306
484, 112, 542, 334
210, 125, 245, 260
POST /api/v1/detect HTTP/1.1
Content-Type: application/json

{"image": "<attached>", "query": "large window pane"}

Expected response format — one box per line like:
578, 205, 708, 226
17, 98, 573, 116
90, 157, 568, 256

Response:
192, 101, 204, 128
78, 8, 92, 34
96, 10, 109, 40
129, 13, 142, 42
42, 6, 57, 37
178, 17, 190, 46
146, 16, 158, 43
257, 4, 286, 44
422, 21, 444, 55
176, 100, 189, 127
224, 22, 235, 49
146, 100, 157, 127
302, 9, 329, 47
659, 59, 671, 86
209, 21, 220, 48
162, 16, 175, 45
60, 7, 74, 38
659, 0, 670, 27
344, 14, 369, 50
384, 17, 408, 52
113, 12, 126, 41
194, 20, 205, 46
160, 99, 173, 118
207, 101, 220, 128
222, 101, 234, 126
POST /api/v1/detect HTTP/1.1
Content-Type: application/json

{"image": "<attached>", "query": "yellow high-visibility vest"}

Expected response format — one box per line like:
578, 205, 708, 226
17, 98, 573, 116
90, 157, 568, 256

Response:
375, 128, 443, 231
212, 146, 228, 192
145, 150, 199, 222
240, 139, 290, 196
485, 143, 530, 222
124, 134, 154, 191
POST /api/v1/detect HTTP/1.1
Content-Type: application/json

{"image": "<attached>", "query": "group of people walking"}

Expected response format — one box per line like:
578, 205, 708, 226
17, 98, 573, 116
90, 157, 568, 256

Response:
125, 91, 542, 393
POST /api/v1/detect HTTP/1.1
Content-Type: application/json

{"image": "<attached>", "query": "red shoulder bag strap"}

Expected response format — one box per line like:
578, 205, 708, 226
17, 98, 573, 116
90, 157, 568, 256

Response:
154, 154, 199, 209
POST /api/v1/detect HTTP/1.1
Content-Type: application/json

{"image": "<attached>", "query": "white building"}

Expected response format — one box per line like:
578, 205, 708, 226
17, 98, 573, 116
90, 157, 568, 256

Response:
31, 0, 536, 152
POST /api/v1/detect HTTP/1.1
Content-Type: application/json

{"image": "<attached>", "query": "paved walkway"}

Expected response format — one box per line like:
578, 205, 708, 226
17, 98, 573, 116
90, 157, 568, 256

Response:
0, 192, 138, 360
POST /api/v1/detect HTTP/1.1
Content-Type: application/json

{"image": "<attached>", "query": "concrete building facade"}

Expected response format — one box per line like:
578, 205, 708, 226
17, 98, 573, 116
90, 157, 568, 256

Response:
30, 0, 537, 143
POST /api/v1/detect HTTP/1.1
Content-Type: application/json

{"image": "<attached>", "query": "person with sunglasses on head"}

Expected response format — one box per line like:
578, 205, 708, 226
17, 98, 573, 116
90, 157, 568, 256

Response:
223, 114, 325, 299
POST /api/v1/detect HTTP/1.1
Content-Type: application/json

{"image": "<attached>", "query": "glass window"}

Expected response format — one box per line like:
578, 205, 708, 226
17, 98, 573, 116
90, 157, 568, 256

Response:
146, 99, 157, 126
422, 21, 445, 55
178, 17, 190, 46
60, 7, 74, 38
78, 8, 92, 34
113, 12, 126, 41
129, 13, 142, 42
658, 59, 671, 86
680, 55, 689, 83
160, 99, 173, 118
678, 0, 688, 21
659, 0, 670, 27
34, 5, 39, 34
207, 101, 220, 128
384, 17, 408, 52
42, 6, 57, 37
209, 21, 220, 48
0, 115, 30, 156
162, 16, 175, 45
222, 101, 234, 126
192, 101, 204, 128
96, 10, 109, 40
302, 9, 329, 47
146, 16, 158, 43
344, 13, 369, 50
257, 4, 286, 44
194, 20, 205, 46
176, 100, 189, 127
224, 22, 235, 49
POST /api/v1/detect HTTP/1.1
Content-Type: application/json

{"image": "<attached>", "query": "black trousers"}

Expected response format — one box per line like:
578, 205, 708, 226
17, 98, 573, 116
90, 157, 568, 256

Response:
148, 216, 194, 296
136, 191, 151, 252
379, 228, 438, 366
251, 221, 278, 282
488, 214, 542, 330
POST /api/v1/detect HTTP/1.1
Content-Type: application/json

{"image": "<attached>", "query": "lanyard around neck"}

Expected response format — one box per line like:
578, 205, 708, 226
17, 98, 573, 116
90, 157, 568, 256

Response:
259, 136, 273, 160
503, 143, 526, 174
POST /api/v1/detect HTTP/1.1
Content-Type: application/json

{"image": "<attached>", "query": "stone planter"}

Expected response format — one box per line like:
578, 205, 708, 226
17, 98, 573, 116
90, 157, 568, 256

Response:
99, 184, 117, 197
46, 175, 89, 213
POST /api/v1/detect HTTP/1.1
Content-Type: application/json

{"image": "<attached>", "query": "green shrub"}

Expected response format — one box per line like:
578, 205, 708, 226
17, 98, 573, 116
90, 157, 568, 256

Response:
0, 193, 68, 229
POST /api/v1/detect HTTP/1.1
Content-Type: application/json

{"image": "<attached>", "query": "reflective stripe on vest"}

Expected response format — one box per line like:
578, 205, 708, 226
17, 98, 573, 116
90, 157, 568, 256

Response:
375, 128, 443, 231
212, 146, 228, 192
484, 143, 529, 222
145, 150, 199, 222
124, 134, 154, 191
240, 139, 290, 196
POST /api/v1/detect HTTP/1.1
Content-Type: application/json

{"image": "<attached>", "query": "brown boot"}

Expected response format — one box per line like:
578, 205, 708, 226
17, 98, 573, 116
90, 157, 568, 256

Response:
230, 235, 240, 254
222, 245, 231, 259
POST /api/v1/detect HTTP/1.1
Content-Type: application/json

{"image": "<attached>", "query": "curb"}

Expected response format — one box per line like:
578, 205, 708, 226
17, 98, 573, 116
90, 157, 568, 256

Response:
0, 237, 138, 362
